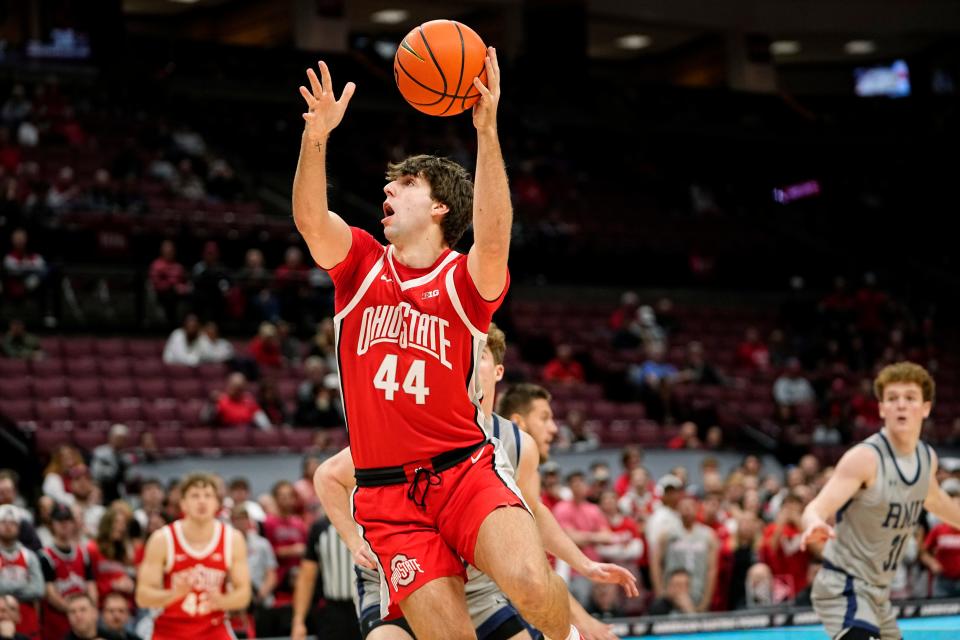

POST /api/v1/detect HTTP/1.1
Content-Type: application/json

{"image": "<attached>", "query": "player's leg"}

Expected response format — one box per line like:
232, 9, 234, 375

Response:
473, 506, 572, 640
874, 588, 901, 640
364, 616, 416, 640
467, 577, 534, 640
399, 575, 474, 640
811, 568, 881, 640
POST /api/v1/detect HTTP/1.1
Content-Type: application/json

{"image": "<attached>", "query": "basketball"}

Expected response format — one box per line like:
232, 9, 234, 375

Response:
393, 20, 488, 116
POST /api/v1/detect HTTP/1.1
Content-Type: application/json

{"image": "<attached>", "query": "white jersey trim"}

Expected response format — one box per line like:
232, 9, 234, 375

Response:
445, 264, 486, 341
387, 245, 460, 291
162, 525, 175, 573
333, 253, 386, 324
173, 520, 222, 560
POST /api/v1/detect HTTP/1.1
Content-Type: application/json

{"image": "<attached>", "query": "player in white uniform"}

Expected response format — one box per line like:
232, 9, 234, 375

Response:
312, 324, 634, 640
801, 362, 960, 639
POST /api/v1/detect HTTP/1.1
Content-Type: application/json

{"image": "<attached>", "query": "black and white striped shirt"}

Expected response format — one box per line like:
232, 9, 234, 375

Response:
305, 518, 355, 602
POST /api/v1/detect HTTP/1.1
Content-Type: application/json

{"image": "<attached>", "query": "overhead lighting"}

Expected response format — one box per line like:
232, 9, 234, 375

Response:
371, 9, 409, 24
167, 0, 201, 4
616, 34, 652, 50
770, 40, 801, 56
845, 40, 876, 55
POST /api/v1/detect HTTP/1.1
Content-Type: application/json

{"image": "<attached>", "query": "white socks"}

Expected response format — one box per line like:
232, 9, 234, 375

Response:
564, 626, 581, 640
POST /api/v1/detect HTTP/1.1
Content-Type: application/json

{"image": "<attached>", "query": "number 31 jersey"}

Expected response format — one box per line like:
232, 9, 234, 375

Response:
328, 227, 508, 469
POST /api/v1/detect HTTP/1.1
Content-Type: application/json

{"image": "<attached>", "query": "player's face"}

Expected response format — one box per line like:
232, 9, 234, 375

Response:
477, 346, 504, 409
879, 382, 931, 439
382, 174, 447, 244
180, 484, 219, 522
517, 398, 557, 463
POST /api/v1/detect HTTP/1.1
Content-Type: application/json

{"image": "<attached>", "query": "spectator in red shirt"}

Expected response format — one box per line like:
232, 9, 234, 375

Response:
921, 479, 960, 597
539, 464, 567, 511
249, 322, 283, 370
735, 326, 769, 372
667, 421, 702, 450
204, 372, 271, 430
614, 446, 644, 497
542, 344, 585, 384
3, 228, 49, 306
148, 240, 190, 327
617, 466, 656, 522
260, 481, 307, 637
758, 493, 810, 601
700, 491, 733, 610
87, 504, 136, 608
596, 490, 644, 572
850, 378, 880, 427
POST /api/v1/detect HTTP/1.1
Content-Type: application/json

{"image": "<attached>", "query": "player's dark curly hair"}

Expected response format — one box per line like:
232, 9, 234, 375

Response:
387, 155, 473, 248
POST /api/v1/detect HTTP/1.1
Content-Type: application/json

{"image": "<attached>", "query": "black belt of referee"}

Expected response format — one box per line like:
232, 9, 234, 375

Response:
354, 440, 487, 487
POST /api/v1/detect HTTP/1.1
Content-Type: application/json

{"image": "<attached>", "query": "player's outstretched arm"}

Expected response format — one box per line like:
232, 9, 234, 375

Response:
210, 529, 252, 612
467, 47, 511, 301
925, 450, 960, 529
135, 530, 191, 609
801, 445, 877, 551
292, 61, 355, 269
515, 433, 639, 598
313, 447, 377, 569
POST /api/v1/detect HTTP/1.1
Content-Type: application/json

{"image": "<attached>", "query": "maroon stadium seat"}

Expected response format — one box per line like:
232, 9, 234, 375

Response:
136, 360, 165, 378
62, 339, 96, 358
38, 337, 62, 357
281, 429, 315, 450
0, 359, 28, 377
65, 358, 97, 377
108, 401, 143, 423
99, 378, 137, 400
216, 427, 252, 453
196, 363, 226, 380
72, 400, 107, 423
151, 430, 183, 453
142, 400, 178, 424
30, 358, 64, 377
94, 340, 127, 358
182, 428, 217, 451
176, 400, 204, 424
127, 340, 163, 359
277, 379, 299, 403
35, 400, 72, 422
73, 428, 107, 452
98, 359, 132, 378
135, 378, 169, 398
251, 429, 284, 452
170, 379, 203, 400
31, 377, 67, 399
66, 379, 102, 399
0, 399, 34, 422
0, 378, 31, 398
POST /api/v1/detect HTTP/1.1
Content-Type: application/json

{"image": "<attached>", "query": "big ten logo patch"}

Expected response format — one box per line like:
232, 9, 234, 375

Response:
390, 554, 424, 591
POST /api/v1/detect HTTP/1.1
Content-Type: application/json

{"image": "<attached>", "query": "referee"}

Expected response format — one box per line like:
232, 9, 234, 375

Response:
291, 516, 361, 640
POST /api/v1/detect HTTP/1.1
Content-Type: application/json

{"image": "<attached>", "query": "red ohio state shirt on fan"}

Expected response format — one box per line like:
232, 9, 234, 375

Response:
328, 228, 507, 468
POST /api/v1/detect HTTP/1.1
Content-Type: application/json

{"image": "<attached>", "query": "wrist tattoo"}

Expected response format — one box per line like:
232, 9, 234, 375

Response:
315, 142, 322, 152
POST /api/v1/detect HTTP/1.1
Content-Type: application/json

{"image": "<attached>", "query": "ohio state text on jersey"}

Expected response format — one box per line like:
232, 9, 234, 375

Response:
328, 228, 508, 469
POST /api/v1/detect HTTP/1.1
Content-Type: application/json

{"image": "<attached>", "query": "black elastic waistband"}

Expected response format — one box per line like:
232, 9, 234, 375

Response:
355, 440, 487, 487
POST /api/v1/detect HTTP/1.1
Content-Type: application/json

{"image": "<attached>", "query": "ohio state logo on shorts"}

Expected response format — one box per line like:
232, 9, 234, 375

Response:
390, 554, 424, 591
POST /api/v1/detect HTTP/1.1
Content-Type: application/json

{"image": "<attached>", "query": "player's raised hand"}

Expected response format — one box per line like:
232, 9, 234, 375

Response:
472, 47, 500, 133
299, 61, 356, 144
800, 519, 835, 551
583, 560, 640, 598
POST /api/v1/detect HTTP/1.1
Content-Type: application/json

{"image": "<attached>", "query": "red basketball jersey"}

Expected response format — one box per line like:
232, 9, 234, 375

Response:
154, 519, 233, 638
0, 543, 40, 638
87, 539, 135, 608
328, 228, 508, 468
40, 544, 90, 640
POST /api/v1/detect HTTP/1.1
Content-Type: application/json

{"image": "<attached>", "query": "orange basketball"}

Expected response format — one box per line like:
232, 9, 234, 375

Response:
394, 20, 488, 117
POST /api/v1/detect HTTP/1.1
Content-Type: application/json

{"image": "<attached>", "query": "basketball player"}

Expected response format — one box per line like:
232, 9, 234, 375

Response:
800, 362, 960, 640
40, 504, 96, 640
135, 473, 251, 640
312, 325, 634, 640
294, 50, 577, 639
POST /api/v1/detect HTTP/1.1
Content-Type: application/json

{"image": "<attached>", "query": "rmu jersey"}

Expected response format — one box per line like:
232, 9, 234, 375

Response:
328, 228, 508, 469
155, 519, 233, 636
824, 431, 932, 587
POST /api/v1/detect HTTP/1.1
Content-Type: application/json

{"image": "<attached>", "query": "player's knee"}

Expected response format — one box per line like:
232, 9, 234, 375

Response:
500, 559, 553, 609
